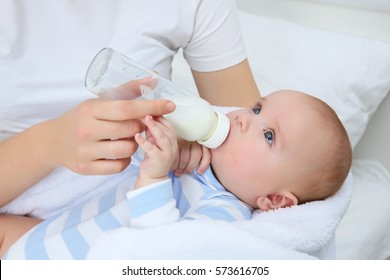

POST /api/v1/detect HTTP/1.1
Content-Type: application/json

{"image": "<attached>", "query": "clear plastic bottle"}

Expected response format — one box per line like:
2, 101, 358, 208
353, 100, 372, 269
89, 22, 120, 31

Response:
84, 47, 230, 148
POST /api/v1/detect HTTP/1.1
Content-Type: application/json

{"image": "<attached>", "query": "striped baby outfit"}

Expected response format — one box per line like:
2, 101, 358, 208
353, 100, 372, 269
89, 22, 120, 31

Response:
4, 156, 252, 259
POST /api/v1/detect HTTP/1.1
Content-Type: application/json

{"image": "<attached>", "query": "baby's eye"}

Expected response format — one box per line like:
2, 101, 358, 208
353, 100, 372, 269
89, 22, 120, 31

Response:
264, 130, 274, 145
251, 105, 261, 115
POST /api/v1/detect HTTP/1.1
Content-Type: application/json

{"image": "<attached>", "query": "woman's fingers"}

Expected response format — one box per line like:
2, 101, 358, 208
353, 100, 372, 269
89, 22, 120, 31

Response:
90, 99, 175, 121
75, 158, 132, 175
51, 98, 176, 176
61, 139, 136, 174
93, 139, 139, 160
79, 119, 144, 141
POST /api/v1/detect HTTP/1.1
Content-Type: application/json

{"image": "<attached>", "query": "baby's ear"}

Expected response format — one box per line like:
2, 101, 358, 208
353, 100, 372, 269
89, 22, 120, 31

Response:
256, 191, 298, 211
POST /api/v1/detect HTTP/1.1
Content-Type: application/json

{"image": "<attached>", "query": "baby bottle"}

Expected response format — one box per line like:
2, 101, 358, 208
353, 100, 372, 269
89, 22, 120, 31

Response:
84, 47, 230, 149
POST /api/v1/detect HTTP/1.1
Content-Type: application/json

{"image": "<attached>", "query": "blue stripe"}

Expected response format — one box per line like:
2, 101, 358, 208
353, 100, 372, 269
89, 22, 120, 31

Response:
132, 149, 143, 163
171, 174, 191, 216
95, 210, 122, 230
231, 201, 253, 220
128, 181, 172, 218
61, 227, 90, 259
98, 185, 117, 213
194, 167, 225, 191
195, 206, 237, 221
24, 220, 51, 259
94, 186, 122, 229
61, 203, 89, 259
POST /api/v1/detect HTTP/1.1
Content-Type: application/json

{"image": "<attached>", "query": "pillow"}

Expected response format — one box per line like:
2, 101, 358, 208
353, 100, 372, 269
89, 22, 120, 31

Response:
172, 11, 390, 149
335, 160, 390, 259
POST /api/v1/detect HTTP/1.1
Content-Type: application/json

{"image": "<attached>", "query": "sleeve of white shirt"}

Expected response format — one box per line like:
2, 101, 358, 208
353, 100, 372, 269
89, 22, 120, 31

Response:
126, 178, 180, 228
183, 0, 246, 72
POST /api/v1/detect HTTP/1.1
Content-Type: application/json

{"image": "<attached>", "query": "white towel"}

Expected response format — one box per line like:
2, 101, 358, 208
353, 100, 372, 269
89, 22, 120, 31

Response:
1, 166, 352, 259
86, 173, 352, 260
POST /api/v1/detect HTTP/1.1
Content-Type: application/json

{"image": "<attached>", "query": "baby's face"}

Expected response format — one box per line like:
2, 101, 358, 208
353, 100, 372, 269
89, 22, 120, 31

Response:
211, 90, 327, 208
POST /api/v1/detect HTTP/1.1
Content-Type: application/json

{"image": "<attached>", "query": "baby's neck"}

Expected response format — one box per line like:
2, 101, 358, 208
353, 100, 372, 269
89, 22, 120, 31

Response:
210, 164, 223, 186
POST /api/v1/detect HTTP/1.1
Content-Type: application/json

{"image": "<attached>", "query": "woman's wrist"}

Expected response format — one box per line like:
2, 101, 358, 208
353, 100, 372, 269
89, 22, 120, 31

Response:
28, 119, 62, 170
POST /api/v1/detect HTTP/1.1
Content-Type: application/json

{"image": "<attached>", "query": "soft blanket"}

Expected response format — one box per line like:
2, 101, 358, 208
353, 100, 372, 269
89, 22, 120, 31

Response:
1, 165, 353, 260
1, 166, 352, 259
85, 174, 352, 259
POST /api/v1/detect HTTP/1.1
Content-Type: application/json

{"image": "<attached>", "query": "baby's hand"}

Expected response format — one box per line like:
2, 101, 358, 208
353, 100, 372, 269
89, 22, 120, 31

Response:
134, 115, 178, 189
171, 139, 211, 177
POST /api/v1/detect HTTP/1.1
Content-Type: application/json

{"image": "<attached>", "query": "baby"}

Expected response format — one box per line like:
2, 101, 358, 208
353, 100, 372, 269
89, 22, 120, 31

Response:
0, 89, 352, 259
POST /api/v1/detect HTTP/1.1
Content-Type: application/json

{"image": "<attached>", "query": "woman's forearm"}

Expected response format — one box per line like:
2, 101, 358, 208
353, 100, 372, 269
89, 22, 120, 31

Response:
192, 59, 261, 107
0, 120, 55, 206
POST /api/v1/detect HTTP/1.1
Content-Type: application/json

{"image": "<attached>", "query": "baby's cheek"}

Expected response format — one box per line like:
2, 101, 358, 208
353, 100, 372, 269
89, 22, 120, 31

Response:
239, 143, 255, 159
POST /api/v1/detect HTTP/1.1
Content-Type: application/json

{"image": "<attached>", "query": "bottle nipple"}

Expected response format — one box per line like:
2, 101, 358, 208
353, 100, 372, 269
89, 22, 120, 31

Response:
198, 111, 230, 148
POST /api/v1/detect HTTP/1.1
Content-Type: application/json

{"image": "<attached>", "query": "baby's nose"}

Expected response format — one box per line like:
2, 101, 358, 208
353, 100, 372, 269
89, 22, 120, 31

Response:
238, 112, 251, 133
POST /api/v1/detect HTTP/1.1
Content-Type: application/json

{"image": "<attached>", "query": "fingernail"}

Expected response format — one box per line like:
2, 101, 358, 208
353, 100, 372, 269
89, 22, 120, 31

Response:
165, 102, 175, 112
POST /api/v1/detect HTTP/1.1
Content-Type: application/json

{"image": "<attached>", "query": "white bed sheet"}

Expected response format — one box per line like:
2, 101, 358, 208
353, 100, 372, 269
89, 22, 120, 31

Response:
336, 160, 390, 259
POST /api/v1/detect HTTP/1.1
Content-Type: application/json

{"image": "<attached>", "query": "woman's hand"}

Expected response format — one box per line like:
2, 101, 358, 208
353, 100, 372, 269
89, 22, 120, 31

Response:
0, 97, 175, 207
134, 116, 178, 188
46, 98, 175, 175
171, 139, 211, 177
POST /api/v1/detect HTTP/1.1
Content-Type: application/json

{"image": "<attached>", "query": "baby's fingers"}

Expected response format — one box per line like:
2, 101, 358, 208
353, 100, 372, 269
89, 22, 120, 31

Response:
144, 115, 176, 147
153, 116, 174, 129
196, 146, 211, 174
183, 143, 202, 174
135, 133, 158, 155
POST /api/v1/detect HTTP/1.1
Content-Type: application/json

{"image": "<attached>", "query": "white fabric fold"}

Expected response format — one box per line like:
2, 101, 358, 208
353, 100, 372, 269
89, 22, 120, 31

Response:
86, 174, 352, 259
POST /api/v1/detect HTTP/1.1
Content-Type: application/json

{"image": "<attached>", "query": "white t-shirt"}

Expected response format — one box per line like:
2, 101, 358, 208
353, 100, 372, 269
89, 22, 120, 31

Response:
0, 0, 246, 217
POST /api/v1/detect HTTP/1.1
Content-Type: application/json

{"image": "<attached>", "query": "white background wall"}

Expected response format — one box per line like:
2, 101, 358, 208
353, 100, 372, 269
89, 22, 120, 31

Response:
236, 0, 390, 42
305, 0, 390, 12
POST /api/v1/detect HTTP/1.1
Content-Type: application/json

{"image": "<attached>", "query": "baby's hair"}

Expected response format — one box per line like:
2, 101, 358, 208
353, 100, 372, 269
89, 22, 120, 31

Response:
297, 94, 352, 204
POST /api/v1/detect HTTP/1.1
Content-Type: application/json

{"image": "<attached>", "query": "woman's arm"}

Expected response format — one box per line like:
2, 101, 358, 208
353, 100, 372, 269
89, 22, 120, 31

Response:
0, 122, 56, 207
192, 59, 260, 107
0, 99, 175, 207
